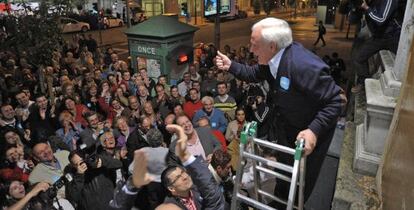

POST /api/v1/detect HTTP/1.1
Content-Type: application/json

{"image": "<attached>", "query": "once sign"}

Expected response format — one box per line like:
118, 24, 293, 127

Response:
137, 45, 156, 55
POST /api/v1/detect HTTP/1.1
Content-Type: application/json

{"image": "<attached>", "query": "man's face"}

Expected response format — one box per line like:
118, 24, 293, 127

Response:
33, 143, 54, 162
15, 93, 30, 107
158, 77, 167, 85
171, 88, 179, 97
36, 96, 48, 110
202, 100, 214, 113
176, 116, 194, 135
217, 162, 232, 178
167, 167, 193, 195
70, 153, 84, 168
192, 82, 200, 91
102, 133, 116, 149
129, 97, 139, 110
111, 54, 118, 63
189, 90, 199, 102
84, 72, 93, 82
183, 73, 191, 82
94, 70, 102, 79
87, 114, 100, 129
207, 70, 214, 79
217, 84, 227, 95
1, 105, 15, 120
173, 105, 183, 116
189, 66, 196, 74
250, 28, 275, 64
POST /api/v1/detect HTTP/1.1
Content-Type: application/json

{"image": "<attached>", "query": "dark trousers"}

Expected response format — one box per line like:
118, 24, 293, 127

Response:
313, 34, 326, 46
352, 33, 400, 85
272, 128, 335, 209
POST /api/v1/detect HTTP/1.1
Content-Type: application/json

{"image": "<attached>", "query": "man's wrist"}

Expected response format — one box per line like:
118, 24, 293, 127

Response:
182, 155, 196, 167
125, 177, 139, 193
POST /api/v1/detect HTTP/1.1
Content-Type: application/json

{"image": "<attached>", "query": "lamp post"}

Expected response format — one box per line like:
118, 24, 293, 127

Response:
126, 0, 131, 27
214, 0, 220, 49
194, 0, 197, 25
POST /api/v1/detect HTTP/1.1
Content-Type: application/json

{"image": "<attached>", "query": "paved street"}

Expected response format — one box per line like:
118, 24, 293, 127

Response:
62, 10, 354, 69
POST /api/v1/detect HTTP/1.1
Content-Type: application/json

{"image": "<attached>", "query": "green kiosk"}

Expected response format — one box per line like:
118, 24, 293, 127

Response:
125, 15, 199, 84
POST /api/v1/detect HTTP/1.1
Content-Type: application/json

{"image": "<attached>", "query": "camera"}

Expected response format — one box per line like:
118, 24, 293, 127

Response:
247, 96, 257, 106
79, 143, 99, 168
29, 173, 73, 210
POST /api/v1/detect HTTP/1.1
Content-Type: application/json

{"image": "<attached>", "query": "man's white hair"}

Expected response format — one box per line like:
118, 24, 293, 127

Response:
252, 18, 293, 49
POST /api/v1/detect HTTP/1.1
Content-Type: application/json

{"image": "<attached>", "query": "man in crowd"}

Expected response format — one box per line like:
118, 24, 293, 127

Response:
208, 149, 234, 207
65, 131, 123, 210
79, 111, 104, 148
183, 88, 203, 120
14, 90, 35, 123
110, 124, 225, 210
29, 142, 70, 200
215, 17, 342, 208
214, 82, 237, 120
26, 94, 58, 141
0, 104, 24, 135
193, 96, 228, 133
170, 114, 222, 162
177, 72, 193, 97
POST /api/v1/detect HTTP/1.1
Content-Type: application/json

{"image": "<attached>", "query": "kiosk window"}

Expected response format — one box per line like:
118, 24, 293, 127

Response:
137, 57, 161, 79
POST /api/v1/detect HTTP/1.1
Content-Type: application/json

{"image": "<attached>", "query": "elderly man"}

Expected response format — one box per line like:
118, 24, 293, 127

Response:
215, 17, 342, 208
29, 142, 70, 187
0, 104, 24, 135
192, 96, 228, 133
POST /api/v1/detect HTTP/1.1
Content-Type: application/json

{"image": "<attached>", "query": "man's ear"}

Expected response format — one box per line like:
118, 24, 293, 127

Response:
168, 186, 175, 193
270, 42, 278, 53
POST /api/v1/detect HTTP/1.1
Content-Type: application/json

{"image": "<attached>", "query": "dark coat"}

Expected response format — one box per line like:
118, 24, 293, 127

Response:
65, 149, 123, 210
228, 42, 342, 200
126, 128, 149, 163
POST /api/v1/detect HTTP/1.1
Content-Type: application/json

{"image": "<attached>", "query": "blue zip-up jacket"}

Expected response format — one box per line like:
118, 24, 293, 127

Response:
366, 0, 405, 37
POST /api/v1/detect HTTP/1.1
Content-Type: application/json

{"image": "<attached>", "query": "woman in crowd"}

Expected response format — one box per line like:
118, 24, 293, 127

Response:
55, 111, 83, 151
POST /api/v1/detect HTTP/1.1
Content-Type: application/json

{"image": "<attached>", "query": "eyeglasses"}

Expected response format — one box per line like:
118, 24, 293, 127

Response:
169, 169, 188, 186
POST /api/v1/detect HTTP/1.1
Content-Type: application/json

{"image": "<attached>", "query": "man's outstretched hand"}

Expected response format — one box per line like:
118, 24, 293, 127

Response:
166, 124, 191, 162
132, 149, 153, 188
215, 51, 232, 71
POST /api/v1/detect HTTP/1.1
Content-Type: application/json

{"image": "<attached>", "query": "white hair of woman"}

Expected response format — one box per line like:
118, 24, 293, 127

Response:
252, 18, 293, 49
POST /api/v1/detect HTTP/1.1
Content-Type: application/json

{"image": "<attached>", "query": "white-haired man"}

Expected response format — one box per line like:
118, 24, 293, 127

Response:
215, 17, 342, 208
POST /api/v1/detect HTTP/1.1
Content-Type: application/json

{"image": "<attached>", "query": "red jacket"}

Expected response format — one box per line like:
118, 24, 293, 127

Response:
183, 100, 203, 120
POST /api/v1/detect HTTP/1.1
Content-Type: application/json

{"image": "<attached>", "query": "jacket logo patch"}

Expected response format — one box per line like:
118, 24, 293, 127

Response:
280, 76, 290, 90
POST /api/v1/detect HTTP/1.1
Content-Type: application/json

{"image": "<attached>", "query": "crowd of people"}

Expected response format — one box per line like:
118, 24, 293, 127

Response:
0, 23, 286, 209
